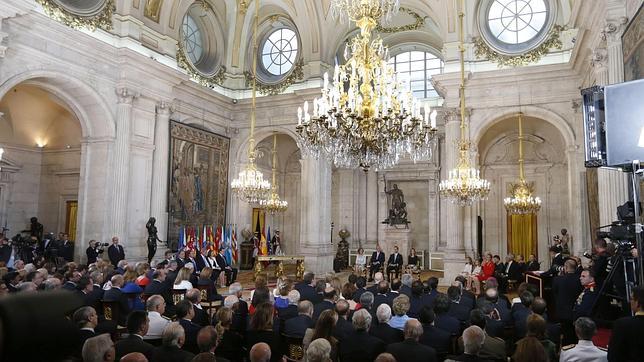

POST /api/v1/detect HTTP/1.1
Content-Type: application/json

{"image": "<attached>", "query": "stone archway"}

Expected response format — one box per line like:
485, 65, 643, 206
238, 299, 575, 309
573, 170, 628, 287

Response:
0, 70, 116, 261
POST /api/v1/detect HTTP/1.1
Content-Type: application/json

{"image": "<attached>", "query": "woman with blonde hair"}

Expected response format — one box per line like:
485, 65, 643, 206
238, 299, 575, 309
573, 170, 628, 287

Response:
214, 307, 243, 362
354, 247, 367, 275
173, 267, 193, 290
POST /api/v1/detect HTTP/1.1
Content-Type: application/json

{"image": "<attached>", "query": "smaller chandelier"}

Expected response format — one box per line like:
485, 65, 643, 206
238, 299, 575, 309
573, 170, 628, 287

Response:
439, 141, 491, 206
504, 112, 541, 214
260, 134, 288, 214
231, 157, 271, 204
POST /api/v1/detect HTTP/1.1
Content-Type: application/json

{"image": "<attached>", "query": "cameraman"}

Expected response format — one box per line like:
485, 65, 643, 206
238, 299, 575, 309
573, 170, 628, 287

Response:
85, 240, 105, 264
591, 238, 610, 286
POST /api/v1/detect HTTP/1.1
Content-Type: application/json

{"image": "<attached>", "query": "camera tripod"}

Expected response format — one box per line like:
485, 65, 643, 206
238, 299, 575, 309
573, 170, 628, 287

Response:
592, 250, 638, 318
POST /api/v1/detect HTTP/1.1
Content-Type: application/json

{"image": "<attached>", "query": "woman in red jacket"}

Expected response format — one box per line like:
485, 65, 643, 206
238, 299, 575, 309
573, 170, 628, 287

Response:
479, 253, 495, 282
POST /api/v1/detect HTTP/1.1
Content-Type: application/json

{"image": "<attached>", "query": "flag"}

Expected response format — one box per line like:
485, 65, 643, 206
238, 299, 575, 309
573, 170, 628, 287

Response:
206, 225, 215, 252
224, 225, 233, 265
267, 226, 272, 255
260, 224, 268, 256
231, 225, 238, 264
194, 226, 200, 252
187, 226, 194, 250
202, 225, 207, 251
214, 226, 222, 251
178, 226, 185, 251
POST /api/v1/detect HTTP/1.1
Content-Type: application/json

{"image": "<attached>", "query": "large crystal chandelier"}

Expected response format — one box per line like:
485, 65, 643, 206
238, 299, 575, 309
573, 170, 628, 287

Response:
504, 112, 541, 214
439, 1, 490, 206
231, 0, 271, 204
296, 0, 437, 171
260, 134, 288, 214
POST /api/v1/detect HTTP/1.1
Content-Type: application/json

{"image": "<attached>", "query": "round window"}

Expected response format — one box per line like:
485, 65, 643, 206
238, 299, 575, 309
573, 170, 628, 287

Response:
182, 14, 204, 64
260, 28, 299, 76
479, 0, 555, 55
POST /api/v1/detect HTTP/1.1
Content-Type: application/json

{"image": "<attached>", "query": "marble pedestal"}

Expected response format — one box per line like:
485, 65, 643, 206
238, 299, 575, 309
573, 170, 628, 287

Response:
381, 226, 412, 262
440, 251, 467, 286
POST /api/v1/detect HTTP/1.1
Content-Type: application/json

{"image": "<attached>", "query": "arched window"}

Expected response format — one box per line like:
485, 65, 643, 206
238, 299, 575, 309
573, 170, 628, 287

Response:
388, 51, 444, 99
478, 0, 555, 55
182, 14, 204, 64
261, 28, 299, 76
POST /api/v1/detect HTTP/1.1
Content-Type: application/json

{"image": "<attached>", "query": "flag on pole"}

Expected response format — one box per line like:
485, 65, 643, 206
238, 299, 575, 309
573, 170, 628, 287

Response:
214, 226, 222, 251
224, 225, 233, 265
206, 226, 215, 252
267, 226, 272, 255
202, 225, 207, 251
260, 224, 268, 256
178, 226, 185, 250
231, 225, 238, 264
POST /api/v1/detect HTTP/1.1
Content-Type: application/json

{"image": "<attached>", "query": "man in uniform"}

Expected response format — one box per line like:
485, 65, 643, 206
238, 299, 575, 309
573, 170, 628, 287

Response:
560, 317, 607, 362
553, 259, 583, 345
608, 286, 644, 362
573, 269, 599, 320
542, 245, 566, 277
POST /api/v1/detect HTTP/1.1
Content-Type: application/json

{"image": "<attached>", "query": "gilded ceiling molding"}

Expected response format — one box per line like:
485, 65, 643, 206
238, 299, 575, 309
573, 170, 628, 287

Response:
176, 42, 227, 87
375, 7, 427, 34
473, 25, 565, 67
36, 0, 115, 31
243, 58, 304, 96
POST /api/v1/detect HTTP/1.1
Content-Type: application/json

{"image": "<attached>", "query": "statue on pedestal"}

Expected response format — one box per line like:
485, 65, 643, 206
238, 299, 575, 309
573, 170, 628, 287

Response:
383, 183, 409, 226
146, 217, 163, 263
333, 229, 350, 272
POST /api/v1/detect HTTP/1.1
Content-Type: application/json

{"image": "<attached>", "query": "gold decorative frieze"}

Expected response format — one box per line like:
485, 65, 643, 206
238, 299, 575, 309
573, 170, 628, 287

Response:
243, 58, 304, 96
36, 0, 115, 31
176, 41, 227, 88
474, 25, 565, 67
376, 7, 427, 34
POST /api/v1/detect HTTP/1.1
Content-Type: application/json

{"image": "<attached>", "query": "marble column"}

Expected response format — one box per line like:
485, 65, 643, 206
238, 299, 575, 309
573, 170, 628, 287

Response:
110, 88, 137, 243
441, 109, 465, 285
299, 155, 334, 275
150, 101, 171, 242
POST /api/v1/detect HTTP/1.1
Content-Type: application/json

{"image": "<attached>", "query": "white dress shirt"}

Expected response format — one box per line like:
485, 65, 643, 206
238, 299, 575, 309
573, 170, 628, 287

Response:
145, 311, 170, 340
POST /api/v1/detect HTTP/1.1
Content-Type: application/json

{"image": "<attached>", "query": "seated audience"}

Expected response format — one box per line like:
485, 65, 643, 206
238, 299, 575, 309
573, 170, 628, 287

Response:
339, 309, 385, 362
313, 287, 337, 321
450, 325, 486, 362
249, 342, 271, 362
386, 246, 403, 281
197, 267, 223, 301
561, 317, 607, 362
214, 307, 244, 362
82, 333, 115, 362
370, 304, 403, 345
608, 286, 644, 362
285, 300, 314, 338
369, 246, 385, 281
434, 293, 461, 336
307, 338, 332, 362
176, 299, 202, 354
150, 322, 195, 362
295, 272, 317, 302
303, 309, 338, 361
103, 274, 131, 325
456, 309, 506, 361
246, 302, 280, 362
388, 294, 411, 330
186, 288, 210, 327
145, 294, 170, 340
73, 306, 98, 358
114, 310, 154, 360
512, 333, 547, 362
386, 319, 437, 362
334, 299, 353, 340
418, 306, 451, 356
174, 267, 194, 290
524, 314, 556, 362
512, 291, 534, 339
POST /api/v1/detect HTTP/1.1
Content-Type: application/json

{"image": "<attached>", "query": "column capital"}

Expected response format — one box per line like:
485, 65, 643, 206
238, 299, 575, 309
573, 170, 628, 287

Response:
115, 87, 139, 105
156, 101, 174, 115
601, 17, 629, 42
589, 47, 608, 69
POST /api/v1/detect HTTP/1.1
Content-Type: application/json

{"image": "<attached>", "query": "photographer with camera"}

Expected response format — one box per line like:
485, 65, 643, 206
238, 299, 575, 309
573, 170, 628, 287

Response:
86, 240, 108, 264
590, 238, 610, 286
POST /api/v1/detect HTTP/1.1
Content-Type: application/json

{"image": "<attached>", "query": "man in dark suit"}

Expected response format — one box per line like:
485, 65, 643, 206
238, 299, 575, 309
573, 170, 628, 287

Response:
542, 245, 566, 278
215, 248, 237, 286
453, 325, 492, 362
433, 294, 461, 336
387, 246, 404, 281
186, 288, 210, 327
422, 277, 440, 308
62, 271, 82, 291
374, 280, 392, 308
532, 297, 562, 348
553, 259, 583, 345
352, 277, 367, 303
500, 254, 521, 292
284, 300, 314, 337
115, 310, 154, 361
294, 272, 317, 302
511, 291, 534, 339
418, 306, 450, 357
72, 306, 98, 359
608, 286, 644, 362
103, 274, 131, 325
313, 287, 336, 321
339, 309, 385, 362
78, 276, 100, 309
386, 319, 437, 362
370, 304, 404, 345
150, 321, 196, 362
456, 309, 506, 361
59, 233, 74, 262
333, 300, 354, 341
176, 300, 201, 354
195, 249, 211, 272
369, 245, 385, 281
107, 236, 125, 267
447, 286, 472, 323
144, 268, 175, 316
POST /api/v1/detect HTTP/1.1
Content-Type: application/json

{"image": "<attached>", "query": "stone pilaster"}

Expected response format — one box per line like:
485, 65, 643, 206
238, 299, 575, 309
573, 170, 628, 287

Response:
299, 155, 334, 275
110, 87, 138, 244
441, 109, 466, 285
150, 101, 172, 242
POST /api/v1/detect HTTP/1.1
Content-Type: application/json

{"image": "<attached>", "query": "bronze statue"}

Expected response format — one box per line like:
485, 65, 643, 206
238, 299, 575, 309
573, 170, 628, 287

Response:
384, 183, 409, 226
146, 217, 163, 263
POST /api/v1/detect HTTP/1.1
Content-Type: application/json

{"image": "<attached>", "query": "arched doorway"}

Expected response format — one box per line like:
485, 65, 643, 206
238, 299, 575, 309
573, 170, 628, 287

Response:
478, 114, 569, 262
0, 71, 115, 262
0, 84, 82, 262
